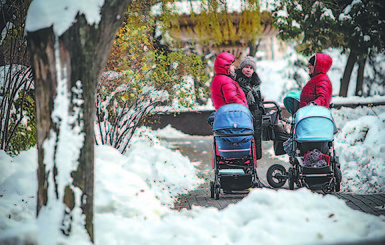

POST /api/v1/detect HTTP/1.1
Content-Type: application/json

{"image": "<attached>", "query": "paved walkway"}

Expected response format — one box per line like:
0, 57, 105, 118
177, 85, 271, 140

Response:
164, 136, 385, 217
333, 193, 385, 216
174, 186, 385, 217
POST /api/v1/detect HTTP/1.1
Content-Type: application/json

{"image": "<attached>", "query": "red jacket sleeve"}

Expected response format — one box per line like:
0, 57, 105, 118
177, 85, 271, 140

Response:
313, 79, 332, 107
221, 79, 247, 106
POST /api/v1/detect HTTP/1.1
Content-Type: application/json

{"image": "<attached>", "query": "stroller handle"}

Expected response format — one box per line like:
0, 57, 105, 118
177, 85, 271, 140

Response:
262, 100, 282, 118
262, 100, 293, 125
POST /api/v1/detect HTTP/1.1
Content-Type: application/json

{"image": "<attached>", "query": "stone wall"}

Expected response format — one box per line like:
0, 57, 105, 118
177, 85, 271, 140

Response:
140, 101, 385, 136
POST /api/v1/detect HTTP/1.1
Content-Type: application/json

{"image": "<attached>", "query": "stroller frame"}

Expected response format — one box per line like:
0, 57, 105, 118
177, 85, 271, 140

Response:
265, 102, 342, 194
209, 104, 262, 200
211, 136, 261, 199
286, 141, 342, 193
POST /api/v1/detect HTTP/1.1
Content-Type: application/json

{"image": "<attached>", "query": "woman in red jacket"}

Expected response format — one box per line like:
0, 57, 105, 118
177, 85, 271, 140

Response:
300, 53, 333, 108
210, 52, 248, 110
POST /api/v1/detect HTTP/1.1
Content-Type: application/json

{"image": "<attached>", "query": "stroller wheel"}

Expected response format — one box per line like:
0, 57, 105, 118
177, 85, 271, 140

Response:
215, 187, 220, 200
210, 181, 214, 198
266, 164, 287, 188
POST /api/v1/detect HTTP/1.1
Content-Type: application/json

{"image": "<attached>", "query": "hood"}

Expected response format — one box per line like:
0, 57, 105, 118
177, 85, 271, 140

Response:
214, 52, 235, 75
312, 53, 332, 76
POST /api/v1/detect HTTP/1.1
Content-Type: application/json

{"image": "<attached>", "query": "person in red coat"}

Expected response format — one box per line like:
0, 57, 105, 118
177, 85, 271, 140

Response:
300, 53, 333, 108
210, 52, 248, 110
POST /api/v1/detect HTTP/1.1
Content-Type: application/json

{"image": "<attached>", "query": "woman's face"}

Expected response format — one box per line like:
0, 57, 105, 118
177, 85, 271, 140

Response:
308, 63, 315, 75
242, 65, 254, 77
229, 64, 236, 73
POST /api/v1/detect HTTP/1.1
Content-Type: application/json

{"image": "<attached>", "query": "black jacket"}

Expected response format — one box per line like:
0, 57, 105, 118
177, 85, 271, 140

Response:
235, 69, 263, 105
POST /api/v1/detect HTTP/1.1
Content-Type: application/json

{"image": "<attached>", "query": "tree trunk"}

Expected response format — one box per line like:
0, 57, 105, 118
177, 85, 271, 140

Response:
248, 38, 261, 57
0, 47, 5, 66
339, 50, 357, 97
27, 1, 131, 243
355, 55, 366, 96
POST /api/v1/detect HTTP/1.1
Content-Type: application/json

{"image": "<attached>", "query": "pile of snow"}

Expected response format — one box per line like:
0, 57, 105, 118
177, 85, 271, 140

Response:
333, 106, 385, 193
151, 124, 189, 139
1, 119, 385, 244
0, 128, 202, 233
95, 188, 385, 245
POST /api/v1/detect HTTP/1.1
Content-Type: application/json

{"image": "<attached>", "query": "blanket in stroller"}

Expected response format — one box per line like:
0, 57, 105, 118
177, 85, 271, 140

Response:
302, 149, 330, 168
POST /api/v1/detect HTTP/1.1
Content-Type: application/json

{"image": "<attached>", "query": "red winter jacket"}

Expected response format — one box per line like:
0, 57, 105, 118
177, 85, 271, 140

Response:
300, 53, 333, 108
210, 52, 248, 110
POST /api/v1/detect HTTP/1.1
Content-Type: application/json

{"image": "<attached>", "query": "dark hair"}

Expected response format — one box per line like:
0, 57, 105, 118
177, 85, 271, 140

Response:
309, 55, 315, 66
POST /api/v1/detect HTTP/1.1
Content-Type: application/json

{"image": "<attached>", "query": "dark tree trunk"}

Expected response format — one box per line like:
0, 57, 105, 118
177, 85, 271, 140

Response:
339, 50, 357, 97
28, 26, 56, 217
248, 38, 261, 57
0, 47, 5, 66
27, 1, 131, 243
355, 55, 366, 96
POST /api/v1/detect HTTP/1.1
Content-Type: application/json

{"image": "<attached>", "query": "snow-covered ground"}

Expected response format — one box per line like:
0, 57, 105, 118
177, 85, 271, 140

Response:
0, 0, 378, 243
1, 47, 385, 244
1, 105, 385, 244
3, 4, 385, 243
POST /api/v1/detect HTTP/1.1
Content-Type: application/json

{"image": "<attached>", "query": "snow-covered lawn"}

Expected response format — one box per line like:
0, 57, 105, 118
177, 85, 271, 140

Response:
1, 105, 385, 244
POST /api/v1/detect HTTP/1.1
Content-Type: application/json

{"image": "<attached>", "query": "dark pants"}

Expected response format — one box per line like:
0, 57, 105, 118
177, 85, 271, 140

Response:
249, 105, 263, 160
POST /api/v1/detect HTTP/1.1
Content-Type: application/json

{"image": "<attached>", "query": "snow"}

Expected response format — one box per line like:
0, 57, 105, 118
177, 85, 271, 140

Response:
1, 107, 385, 244
0, 22, 14, 45
333, 109, 385, 193
258, 47, 385, 103
25, 0, 104, 36
2, 0, 384, 244
32, 38, 88, 244
339, 0, 361, 21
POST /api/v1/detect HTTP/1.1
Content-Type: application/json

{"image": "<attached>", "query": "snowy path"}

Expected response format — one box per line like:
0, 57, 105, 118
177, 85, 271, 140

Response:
161, 136, 385, 216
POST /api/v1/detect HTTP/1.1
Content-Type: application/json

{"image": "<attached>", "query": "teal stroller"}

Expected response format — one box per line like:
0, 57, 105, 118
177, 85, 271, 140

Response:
266, 92, 342, 193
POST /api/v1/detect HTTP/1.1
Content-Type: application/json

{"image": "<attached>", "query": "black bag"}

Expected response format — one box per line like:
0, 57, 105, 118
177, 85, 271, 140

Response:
272, 124, 290, 141
262, 111, 290, 142
249, 104, 263, 160
273, 141, 286, 156
261, 115, 273, 141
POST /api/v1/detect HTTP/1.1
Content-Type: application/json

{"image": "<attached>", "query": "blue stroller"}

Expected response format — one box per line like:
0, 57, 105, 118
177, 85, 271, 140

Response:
266, 93, 342, 194
210, 104, 261, 199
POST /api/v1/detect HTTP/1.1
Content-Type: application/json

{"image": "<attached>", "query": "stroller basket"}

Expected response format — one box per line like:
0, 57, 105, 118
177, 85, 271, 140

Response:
301, 165, 334, 189
295, 105, 336, 142
220, 172, 253, 191
213, 104, 254, 159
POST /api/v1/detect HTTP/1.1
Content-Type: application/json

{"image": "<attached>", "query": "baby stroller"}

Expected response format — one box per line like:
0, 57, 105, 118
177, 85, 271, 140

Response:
266, 93, 342, 194
209, 104, 261, 200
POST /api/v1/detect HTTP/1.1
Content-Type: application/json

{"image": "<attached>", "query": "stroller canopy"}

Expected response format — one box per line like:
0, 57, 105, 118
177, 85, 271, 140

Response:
213, 104, 253, 134
213, 104, 254, 158
295, 105, 337, 142
283, 91, 301, 116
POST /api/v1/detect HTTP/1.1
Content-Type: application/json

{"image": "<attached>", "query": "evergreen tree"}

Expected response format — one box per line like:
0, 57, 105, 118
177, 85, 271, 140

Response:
272, 0, 385, 97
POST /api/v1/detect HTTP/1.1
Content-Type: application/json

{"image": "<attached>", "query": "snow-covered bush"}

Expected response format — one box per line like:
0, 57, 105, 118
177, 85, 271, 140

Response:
335, 111, 385, 193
